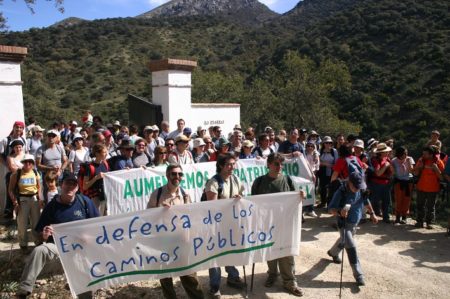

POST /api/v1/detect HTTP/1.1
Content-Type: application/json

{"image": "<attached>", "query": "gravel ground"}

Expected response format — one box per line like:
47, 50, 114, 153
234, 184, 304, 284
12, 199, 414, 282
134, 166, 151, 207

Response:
1, 211, 450, 299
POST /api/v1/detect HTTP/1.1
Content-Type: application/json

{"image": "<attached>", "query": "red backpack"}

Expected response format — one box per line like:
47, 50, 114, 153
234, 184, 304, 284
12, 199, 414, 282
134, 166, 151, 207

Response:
77, 161, 109, 198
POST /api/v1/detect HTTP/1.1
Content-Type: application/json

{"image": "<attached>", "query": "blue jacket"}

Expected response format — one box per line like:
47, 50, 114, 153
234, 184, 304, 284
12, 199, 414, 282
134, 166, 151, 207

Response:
328, 185, 370, 225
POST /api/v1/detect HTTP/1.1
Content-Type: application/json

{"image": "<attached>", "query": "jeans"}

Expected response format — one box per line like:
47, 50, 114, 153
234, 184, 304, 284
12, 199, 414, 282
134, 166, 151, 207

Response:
329, 222, 363, 279
208, 266, 240, 293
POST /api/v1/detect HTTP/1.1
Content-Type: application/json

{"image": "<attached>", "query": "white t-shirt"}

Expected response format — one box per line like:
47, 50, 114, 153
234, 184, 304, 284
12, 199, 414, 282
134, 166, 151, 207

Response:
69, 147, 88, 174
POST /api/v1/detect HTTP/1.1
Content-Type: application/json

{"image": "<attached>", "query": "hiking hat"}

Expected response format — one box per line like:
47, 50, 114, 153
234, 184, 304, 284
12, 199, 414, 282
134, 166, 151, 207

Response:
353, 139, 364, 149
46, 129, 60, 137
242, 140, 254, 148
322, 136, 333, 143
175, 135, 190, 143
218, 137, 231, 147
9, 139, 25, 148
21, 154, 35, 164
374, 143, 392, 153
193, 138, 206, 148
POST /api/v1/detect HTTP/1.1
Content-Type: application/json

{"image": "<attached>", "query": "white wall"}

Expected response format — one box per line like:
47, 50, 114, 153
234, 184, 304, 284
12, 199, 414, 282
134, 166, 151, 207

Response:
0, 61, 25, 213
191, 104, 241, 137
152, 70, 192, 130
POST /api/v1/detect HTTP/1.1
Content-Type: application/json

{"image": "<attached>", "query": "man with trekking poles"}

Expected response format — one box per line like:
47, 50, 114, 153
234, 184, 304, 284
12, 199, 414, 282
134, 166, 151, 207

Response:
327, 171, 378, 287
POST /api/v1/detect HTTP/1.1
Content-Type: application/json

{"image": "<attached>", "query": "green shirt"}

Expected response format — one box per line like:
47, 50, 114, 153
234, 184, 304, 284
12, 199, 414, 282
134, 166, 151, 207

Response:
251, 174, 295, 195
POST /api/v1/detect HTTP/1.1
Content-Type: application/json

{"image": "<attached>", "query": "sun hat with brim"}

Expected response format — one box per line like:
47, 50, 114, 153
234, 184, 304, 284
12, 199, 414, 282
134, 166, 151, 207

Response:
322, 136, 333, 143
218, 137, 231, 147
175, 135, 190, 143
349, 172, 367, 190
152, 125, 159, 131
33, 125, 44, 132
374, 143, 392, 153
353, 139, 364, 149
119, 140, 134, 150
113, 121, 121, 126
234, 124, 242, 131
193, 138, 206, 148
242, 140, 254, 148
309, 130, 319, 136
431, 130, 440, 136
9, 139, 25, 148
367, 138, 378, 149
20, 154, 35, 164
144, 125, 154, 132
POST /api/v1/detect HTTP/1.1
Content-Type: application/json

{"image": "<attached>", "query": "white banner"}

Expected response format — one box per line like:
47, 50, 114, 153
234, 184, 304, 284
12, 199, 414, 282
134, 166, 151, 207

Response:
53, 193, 302, 297
104, 157, 315, 215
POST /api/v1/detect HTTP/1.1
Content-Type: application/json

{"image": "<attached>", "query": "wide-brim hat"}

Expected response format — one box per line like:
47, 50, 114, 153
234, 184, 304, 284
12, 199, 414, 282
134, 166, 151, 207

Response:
175, 135, 190, 143
21, 154, 35, 164
193, 138, 206, 148
322, 136, 333, 143
242, 140, 254, 148
9, 139, 25, 148
353, 139, 364, 149
33, 125, 44, 132
374, 142, 392, 153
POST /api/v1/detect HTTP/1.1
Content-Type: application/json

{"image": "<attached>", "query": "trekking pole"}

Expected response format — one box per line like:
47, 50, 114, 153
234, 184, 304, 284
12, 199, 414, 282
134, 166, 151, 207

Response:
243, 265, 248, 298
339, 217, 346, 299
250, 263, 255, 292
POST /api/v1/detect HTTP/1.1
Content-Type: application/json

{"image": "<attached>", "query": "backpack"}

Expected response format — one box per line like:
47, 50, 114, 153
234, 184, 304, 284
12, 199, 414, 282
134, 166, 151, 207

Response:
13, 168, 39, 198
200, 174, 239, 201
345, 156, 363, 177
78, 161, 109, 198
156, 186, 187, 206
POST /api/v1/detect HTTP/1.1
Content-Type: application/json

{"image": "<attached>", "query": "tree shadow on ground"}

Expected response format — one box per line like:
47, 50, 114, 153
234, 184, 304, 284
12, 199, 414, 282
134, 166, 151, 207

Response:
359, 221, 450, 273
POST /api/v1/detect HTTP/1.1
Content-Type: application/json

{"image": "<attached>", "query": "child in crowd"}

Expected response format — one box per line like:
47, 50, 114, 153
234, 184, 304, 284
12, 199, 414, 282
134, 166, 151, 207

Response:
44, 171, 59, 203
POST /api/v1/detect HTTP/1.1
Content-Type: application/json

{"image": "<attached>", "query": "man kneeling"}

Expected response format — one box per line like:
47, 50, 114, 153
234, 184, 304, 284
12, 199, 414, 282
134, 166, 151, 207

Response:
16, 174, 99, 299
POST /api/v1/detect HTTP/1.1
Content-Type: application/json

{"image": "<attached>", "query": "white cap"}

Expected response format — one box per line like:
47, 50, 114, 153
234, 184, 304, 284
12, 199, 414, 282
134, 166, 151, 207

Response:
46, 129, 60, 137
21, 154, 35, 163
193, 138, 206, 148
353, 139, 364, 149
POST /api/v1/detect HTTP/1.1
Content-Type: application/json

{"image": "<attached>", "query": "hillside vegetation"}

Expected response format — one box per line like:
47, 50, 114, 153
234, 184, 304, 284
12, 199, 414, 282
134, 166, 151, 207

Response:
0, 0, 448, 155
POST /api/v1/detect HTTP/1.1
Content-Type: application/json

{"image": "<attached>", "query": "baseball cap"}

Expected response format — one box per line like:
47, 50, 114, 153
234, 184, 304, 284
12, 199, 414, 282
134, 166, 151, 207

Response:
62, 173, 78, 184
349, 172, 367, 190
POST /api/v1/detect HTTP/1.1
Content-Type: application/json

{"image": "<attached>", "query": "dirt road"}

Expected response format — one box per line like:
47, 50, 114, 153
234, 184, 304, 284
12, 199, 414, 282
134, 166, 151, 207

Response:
1, 212, 449, 298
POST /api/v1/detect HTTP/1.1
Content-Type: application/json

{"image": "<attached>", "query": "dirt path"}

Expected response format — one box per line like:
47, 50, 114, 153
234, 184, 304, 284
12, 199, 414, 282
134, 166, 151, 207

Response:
1, 212, 450, 298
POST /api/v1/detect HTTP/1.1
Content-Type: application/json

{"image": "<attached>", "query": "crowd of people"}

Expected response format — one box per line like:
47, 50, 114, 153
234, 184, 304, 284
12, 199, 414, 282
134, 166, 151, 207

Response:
0, 114, 449, 299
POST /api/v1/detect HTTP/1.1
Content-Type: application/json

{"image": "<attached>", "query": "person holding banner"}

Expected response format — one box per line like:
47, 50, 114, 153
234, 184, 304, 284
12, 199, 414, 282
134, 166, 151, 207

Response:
16, 173, 99, 299
205, 153, 246, 298
147, 164, 205, 299
251, 152, 305, 297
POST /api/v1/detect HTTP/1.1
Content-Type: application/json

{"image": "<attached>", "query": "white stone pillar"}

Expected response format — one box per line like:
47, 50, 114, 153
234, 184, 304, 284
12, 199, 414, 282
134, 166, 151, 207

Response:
0, 45, 27, 214
149, 59, 197, 131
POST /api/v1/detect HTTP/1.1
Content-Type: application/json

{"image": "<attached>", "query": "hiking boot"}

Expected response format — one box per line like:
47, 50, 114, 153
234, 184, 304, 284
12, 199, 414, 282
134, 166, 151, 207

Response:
327, 250, 342, 264
209, 290, 221, 299
264, 275, 277, 287
415, 222, 424, 228
356, 276, 365, 286
284, 285, 304, 297
227, 277, 246, 289
305, 211, 318, 217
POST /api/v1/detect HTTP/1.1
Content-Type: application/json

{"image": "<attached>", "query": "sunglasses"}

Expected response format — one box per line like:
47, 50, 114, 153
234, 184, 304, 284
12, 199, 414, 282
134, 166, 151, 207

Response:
47, 134, 57, 138
137, 144, 146, 147
159, 152, 167, 155
205, 141, 212, 144
170, 172, 184, 177
166, 144, 174, 147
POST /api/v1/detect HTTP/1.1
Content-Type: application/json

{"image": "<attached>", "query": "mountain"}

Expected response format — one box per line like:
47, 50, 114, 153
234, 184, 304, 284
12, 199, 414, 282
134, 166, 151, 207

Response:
0, 0, 448, 155
51, 17, 87, 28
137, 0, 278, 24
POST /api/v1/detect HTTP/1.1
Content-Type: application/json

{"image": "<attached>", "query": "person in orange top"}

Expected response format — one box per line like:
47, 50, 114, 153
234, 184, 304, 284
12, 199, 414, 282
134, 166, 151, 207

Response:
413, 146, 444, 229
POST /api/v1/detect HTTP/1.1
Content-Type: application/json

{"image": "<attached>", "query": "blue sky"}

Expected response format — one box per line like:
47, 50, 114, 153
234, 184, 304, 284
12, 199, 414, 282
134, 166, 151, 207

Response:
1, 0, 300, 32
